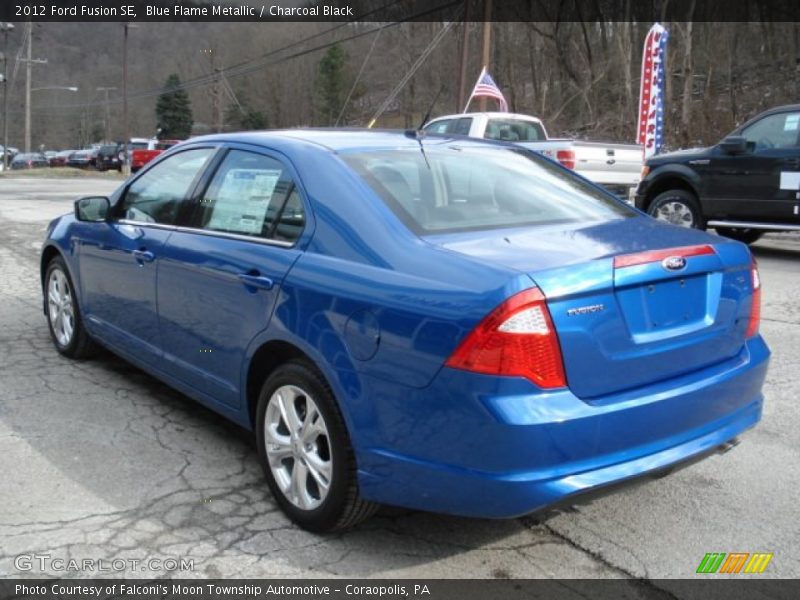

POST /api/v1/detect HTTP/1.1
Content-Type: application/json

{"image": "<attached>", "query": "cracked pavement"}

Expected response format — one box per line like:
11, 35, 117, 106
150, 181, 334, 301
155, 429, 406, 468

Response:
0, 177, 798, 585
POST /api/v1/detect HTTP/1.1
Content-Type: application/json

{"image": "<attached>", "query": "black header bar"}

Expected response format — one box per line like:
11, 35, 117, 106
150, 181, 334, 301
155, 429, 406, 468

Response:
1, 0, 799, 23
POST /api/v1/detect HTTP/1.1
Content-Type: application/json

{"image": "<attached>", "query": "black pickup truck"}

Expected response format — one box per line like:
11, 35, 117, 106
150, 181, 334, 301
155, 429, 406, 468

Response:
635, 104, 800, 243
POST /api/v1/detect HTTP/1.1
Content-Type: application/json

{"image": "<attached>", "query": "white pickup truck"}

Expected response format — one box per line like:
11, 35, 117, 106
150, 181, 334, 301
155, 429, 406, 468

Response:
423, 112, 643, 200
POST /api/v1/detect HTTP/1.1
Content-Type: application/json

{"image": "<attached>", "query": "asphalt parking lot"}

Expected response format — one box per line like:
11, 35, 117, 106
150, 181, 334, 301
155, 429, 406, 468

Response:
0, 177, 798, 585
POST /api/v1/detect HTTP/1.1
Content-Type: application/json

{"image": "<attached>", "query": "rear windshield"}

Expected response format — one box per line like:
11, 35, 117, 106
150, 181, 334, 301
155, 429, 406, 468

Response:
485, 118, 545, 142
342, 145, 634, 234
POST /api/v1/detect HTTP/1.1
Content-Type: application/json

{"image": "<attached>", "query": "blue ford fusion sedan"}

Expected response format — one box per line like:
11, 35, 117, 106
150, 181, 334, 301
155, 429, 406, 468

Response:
41, 130, 769, 531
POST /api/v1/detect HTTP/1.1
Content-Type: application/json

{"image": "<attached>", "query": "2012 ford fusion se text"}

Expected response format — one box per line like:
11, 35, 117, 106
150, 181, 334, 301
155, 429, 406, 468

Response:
40, 130, 770, 532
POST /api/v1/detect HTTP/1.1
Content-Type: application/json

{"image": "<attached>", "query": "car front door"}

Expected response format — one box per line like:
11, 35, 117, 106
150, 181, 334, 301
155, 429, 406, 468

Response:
77, 147, 216, 366
703, 110, 800, 222
156, 146, 309, 408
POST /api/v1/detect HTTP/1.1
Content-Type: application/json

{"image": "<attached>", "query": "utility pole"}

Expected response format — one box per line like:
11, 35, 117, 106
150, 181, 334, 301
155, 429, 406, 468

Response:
97, 86, 117, 142
479, 0, 492, 112
122, 23, 137, 175
457, 0, 472, 112
22, 23, 47, 153
204, 47, 223, 133
1, 22, 13, 169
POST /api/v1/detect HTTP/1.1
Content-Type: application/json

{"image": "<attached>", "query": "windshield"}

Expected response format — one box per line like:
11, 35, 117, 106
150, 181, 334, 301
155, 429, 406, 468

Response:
342, 145, 634, 234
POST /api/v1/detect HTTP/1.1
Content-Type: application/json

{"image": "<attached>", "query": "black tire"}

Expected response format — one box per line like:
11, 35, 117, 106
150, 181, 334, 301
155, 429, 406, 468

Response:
647, 189, 704, 229
255, 360, 379, 532
44, 256, 99, 359
715, 227, 765, 245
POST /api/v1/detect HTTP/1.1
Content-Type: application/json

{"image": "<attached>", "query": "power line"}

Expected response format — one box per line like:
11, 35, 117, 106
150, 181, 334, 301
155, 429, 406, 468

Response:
24, 0, 461, 115
368, 18, 459, 127
335, 24, 383, 126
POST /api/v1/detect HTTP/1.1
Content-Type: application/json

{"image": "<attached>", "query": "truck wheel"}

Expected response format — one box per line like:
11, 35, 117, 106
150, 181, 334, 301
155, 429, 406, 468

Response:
715, 227, 764, 245
256, 360, 379, 532
647, 190, 703, 229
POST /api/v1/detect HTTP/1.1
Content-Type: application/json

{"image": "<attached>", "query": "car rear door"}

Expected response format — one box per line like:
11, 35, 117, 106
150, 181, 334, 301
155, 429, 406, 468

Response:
77, 147, 217, 366
156, 145, 310, 408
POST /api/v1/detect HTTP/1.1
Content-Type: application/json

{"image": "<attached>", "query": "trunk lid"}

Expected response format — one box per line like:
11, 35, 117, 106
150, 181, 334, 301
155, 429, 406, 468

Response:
426, 217, 755, 399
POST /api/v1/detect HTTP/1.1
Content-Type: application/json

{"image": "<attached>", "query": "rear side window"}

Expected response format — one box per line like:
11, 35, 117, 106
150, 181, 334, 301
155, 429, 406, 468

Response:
452, 117, 473, 135
343, 146, 634, 234
485, 118, 545, 142
119, 148, 214, 225
194, 149, 305, 243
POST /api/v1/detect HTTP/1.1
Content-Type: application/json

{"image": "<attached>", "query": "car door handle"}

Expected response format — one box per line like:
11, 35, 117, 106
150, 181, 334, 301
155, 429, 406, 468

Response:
132, 249, 155, 263
238, 273, 274, 290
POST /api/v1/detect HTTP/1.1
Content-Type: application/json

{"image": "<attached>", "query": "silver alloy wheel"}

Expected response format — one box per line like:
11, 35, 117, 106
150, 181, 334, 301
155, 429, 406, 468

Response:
47, 268, 75, 347
264, 384, 332, 511
653, 200, 695, 227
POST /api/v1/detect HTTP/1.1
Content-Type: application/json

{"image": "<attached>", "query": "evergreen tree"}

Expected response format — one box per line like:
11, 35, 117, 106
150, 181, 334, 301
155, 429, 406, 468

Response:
314, 44, 350, 126
155, 74, 193, 139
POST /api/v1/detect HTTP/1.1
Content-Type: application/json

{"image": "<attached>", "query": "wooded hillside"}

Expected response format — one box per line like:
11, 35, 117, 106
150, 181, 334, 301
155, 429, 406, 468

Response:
4, 19, 799, 151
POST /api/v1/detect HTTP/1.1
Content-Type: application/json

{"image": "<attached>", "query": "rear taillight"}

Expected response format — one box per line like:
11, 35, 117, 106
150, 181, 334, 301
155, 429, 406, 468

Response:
556, 149, 576, 170
745, 259, 761, 338
445, 288, 566, 389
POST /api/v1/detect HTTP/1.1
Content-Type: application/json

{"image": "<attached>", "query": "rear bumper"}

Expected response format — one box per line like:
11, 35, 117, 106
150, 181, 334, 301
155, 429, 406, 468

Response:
355, 336, 769, 518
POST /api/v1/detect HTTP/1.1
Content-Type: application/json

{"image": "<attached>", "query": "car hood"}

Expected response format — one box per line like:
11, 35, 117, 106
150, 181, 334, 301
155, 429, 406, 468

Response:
423, 216, 725, 276
647, 146, 711, 165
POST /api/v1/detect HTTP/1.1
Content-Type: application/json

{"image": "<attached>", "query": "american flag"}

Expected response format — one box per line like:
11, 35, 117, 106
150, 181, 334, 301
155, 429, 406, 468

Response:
464, 67, 508, 113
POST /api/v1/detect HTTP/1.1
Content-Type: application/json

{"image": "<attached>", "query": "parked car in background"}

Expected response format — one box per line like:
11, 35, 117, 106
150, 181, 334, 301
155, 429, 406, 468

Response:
636, 104, 800, 243
130, 138, 182, 172
0, 144, 18, 168
67, 150, 95, 169
49, 150, 74, 167
11, 152, 49, 170
424, 112, 644, 200
95, 143, 124, 172
41, 130, 768, 532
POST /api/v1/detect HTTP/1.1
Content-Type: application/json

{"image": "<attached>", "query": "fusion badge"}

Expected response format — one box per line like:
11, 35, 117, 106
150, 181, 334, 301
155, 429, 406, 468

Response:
566, 304, 605, 317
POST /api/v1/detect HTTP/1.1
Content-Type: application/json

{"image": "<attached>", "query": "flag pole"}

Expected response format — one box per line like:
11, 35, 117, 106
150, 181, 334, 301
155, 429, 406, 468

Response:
462, 66, 486, 113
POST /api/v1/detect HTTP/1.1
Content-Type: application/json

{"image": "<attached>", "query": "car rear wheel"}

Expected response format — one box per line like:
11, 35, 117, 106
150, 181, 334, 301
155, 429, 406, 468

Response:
715, 227, 764, 245
647, 190, 703, 229
255, 360, 379, 532
45, 257, 99, 359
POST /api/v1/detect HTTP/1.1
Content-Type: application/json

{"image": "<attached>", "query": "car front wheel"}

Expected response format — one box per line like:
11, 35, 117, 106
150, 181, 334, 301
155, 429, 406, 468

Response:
647, 190, 703, 229
255, 360, 379, 532
44, 256, 99, 359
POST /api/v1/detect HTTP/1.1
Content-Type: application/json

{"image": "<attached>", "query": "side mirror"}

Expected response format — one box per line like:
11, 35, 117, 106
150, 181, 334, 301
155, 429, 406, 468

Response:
720, 136, 749, 155
74, 196, 110, 222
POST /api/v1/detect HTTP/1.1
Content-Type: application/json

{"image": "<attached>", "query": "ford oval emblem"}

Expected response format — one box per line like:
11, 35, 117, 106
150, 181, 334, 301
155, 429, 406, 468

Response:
662, 256, 687, 271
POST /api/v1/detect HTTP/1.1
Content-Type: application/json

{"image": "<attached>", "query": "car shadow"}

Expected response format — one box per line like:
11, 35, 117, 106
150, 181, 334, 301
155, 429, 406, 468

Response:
750, 240, 800, 260
3, 335, 518, 578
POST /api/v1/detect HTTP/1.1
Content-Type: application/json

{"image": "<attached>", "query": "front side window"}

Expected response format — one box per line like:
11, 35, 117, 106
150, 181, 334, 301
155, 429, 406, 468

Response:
741, 112, 800, 151
195, 149, 305, 243
118, 148, 214, 225
343, 145, 634, 234
423, 119, 452, 135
